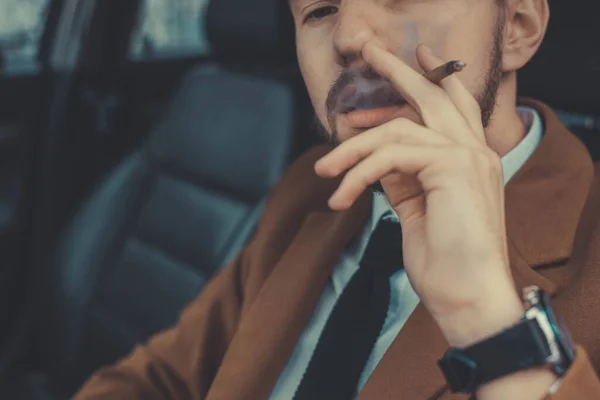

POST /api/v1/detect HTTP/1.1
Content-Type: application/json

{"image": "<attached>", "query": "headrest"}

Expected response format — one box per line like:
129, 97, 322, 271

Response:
205, 0, 296, 66
519, 2, 600, 115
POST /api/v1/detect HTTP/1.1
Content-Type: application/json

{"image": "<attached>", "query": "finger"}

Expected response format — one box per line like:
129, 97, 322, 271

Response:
416, 44, 485, 141
328, 144, 445, 210
362, 42, 469, 137
315, 118, 449, 178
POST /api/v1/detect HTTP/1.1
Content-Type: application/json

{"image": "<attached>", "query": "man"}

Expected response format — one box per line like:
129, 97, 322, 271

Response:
75, 0, 600, 398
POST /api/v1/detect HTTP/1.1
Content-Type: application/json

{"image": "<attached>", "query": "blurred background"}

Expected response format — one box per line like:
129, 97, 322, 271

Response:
0, 0, 598, 398
0, 0, 212, 66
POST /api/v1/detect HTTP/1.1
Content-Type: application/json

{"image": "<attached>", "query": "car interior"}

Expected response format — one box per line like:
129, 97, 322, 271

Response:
0, 0, 598, 399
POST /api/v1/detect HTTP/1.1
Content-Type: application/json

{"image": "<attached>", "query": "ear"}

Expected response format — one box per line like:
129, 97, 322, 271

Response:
501, 0, 550, 72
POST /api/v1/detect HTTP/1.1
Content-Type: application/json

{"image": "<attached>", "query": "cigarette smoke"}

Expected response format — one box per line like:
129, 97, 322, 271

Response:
400, 21, 419, 64
325, 67, 406, 142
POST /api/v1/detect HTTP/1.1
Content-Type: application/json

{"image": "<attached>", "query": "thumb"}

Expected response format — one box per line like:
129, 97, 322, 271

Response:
380, 174, 426, 228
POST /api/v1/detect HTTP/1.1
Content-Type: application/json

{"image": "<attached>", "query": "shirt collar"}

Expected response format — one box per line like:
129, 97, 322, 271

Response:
502, 106, 544, 184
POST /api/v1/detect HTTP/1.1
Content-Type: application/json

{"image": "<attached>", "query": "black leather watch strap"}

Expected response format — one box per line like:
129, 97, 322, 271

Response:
438, 318, 553, 393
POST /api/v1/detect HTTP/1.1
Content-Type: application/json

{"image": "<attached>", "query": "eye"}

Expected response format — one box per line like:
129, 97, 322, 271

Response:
304, 6, 338, 23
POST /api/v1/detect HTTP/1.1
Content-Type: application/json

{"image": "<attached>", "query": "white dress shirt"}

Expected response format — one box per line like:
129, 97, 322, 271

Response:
269, 107, 544, 399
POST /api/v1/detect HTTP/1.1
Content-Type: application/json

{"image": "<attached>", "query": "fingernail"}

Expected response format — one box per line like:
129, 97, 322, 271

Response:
328, 194, 340, 210
329, 186, 341, 199
314, 159, 328, 175
316, 164, 335, 178
329, 190, 350, 209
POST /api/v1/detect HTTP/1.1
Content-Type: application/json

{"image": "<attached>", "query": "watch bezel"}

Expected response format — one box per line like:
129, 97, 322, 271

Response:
524, 286, 575, 375
537, 289, 576, 374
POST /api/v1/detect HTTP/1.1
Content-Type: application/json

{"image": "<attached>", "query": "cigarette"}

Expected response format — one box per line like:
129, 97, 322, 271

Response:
424, 61, 466, 84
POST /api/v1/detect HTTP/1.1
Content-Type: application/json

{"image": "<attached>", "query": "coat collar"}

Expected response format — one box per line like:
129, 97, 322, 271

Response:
504, 98, 594, 269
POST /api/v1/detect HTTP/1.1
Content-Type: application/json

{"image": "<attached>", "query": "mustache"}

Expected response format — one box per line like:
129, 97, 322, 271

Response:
325, 67, 407, 129
325, 67, 381, 117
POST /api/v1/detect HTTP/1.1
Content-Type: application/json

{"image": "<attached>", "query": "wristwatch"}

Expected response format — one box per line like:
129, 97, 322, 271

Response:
437, 285, 576, 394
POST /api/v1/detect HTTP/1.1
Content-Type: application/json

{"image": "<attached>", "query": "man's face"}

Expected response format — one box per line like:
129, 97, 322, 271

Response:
290, 0, 506, 145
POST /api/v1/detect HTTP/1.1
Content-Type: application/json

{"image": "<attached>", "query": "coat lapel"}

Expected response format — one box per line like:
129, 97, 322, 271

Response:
357, 302, 455, 400
504, 98, 594, 269
358, 99, 595, 400
206, 196, 371, 400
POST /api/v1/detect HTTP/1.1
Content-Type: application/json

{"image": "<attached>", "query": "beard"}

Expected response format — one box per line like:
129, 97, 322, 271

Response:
312, 15, 506, 195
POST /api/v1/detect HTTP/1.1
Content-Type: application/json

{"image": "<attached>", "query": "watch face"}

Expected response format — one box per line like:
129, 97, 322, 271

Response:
540, 292, 576, 368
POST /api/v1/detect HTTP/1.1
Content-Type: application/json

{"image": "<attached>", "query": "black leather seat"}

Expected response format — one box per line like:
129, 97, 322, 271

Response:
0, 0, 305, 398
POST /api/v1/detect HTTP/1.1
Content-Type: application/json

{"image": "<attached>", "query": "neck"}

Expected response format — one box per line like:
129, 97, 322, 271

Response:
485, 73, 528, 157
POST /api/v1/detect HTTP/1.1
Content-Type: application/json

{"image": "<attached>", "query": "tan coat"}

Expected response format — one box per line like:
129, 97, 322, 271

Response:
75, 99, 600, 399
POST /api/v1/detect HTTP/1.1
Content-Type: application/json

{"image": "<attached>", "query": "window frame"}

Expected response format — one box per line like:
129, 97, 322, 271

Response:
128, 0, 212, 61
0, 0, 52, 76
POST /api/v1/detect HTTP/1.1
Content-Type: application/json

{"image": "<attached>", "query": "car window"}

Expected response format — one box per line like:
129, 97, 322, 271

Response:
0, 0, 50, 73
130, 0, 211, 60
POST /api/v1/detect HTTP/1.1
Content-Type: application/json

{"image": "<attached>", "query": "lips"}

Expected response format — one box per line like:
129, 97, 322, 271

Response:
341, 106, 407, 129
337, 79, 407, 114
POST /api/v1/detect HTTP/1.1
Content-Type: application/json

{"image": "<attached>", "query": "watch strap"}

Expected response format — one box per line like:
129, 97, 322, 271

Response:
438, 318, 553, 393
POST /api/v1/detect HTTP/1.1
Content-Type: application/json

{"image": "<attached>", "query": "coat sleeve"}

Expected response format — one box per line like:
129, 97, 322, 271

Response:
547, 346, 600, 399
73, 249, 249, 400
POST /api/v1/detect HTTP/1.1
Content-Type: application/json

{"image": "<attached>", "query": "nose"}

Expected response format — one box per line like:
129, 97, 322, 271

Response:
333, 5, 376, 68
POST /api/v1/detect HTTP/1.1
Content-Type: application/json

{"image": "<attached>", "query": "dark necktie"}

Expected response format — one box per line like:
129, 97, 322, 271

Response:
293, 219, 404, 400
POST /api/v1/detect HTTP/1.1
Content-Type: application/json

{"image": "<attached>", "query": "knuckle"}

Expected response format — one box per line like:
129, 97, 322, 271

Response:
381, 145, 402, 161
354, 170, 373, 188
370, 147, 398, 171
384, 118, 412, 139
346, 148, 364, 165
454, 147, 502, 175
346, 141, 370, 159
381, 124, 400, 141
454, 147, 476, 169
390, 117, 412, 130
416, 87, 447, 114
486, 150, 503, 174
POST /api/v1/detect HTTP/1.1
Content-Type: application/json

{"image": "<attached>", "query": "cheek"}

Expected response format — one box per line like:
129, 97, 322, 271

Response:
385, 14, 456, 69
411, 18, 493, 94
398, 20, 420, 66
297, 43, 336, 124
